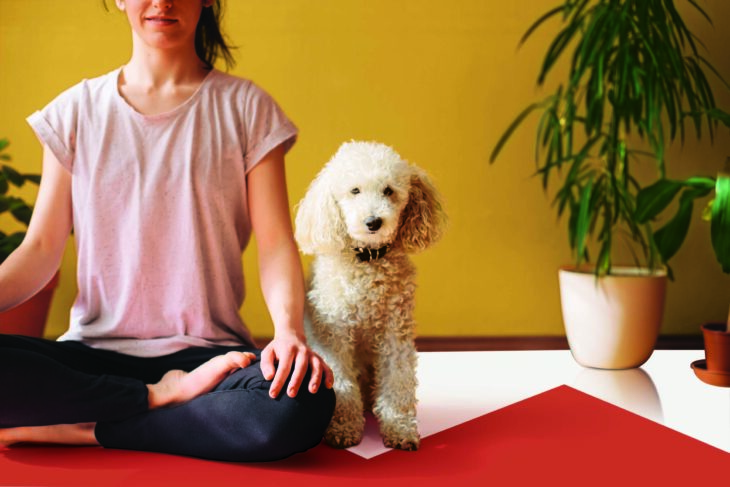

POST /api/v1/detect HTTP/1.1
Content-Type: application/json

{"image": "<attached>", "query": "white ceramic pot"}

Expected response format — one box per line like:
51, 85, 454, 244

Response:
558, 267, 667, 369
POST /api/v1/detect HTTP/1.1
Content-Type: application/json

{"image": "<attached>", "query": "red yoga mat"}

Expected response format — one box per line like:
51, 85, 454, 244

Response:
1, 386, 728, 486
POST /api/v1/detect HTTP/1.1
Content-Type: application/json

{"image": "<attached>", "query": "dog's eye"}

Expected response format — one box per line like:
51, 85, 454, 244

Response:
350, 188, 360, 195
383, 187, 393, 196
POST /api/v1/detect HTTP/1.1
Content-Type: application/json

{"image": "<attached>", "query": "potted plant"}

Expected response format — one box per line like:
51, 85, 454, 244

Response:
490, 0, 730, 369
636, 154, 730, 385
0, 137, 58, 337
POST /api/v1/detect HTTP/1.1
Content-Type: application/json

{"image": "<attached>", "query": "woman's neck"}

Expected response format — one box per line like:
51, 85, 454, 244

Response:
118, 43, 212, 116
124, 36, 209, 90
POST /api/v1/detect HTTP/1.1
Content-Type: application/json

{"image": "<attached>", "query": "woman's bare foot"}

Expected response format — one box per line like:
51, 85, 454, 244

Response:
147, 351, 256, 409
0, 423, 97, 447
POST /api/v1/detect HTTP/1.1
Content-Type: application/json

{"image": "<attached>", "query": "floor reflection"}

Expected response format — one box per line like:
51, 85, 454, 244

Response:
570, 367, 664, 423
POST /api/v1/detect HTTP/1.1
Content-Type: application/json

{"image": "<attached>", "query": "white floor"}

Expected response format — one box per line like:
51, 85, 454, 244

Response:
348, 350, 730, 459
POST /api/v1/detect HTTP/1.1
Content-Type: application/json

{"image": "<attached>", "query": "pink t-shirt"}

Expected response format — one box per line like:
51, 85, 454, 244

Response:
27, 68, 298, 357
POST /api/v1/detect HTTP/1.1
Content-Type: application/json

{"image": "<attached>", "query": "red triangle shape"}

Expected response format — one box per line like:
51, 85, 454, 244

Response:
2, 385, 728, 486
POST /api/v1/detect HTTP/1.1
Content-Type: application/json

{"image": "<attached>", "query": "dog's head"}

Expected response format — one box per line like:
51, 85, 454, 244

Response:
295, 141, 446, 256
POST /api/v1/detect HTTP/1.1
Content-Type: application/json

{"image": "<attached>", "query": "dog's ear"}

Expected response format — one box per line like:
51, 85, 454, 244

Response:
395, 166, 447, 253
295, 166, 348, 255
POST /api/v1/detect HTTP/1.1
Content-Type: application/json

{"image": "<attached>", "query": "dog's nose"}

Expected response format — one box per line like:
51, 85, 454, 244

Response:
365, 217, 382, 232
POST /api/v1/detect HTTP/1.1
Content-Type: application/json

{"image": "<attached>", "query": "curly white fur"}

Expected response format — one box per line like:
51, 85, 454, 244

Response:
295, 141, 446, 451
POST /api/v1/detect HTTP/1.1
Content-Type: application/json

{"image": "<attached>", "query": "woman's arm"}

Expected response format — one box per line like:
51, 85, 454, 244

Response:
247, 144, 333, 399
0, 145, 72, 311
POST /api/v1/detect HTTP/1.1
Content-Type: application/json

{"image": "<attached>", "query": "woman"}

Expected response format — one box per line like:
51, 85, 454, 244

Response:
0, 0, 334, 462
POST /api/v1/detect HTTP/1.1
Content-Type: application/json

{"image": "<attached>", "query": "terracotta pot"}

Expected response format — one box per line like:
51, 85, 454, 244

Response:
559, 266, 667, 370
0, 272, 60, 337
702, 323, 730, 372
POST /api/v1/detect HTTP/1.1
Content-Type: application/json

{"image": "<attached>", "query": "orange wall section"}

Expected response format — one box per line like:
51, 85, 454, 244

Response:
1, 0, 729, 340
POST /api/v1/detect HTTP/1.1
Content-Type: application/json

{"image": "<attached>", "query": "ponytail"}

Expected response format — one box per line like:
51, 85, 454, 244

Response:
197, 1, 236, 70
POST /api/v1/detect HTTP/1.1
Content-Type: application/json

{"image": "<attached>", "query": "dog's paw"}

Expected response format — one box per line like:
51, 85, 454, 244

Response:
382, 433, 420, 451
325, 431, 362, 449
380, 420, 420, 451
324, 414, 365, 449
324, 426, 363, 449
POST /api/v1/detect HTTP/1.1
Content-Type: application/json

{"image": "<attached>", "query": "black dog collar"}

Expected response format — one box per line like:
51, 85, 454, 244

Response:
353, 245, 390, 262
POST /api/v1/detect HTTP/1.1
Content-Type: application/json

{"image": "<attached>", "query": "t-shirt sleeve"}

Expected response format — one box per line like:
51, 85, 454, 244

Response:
242, 82, 298, 173
26, 83, 81, 172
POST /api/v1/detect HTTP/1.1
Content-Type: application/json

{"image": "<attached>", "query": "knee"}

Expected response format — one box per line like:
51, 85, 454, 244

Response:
290, 383, 336, 439
206, 364, 336, 461
226, 385, 335, 462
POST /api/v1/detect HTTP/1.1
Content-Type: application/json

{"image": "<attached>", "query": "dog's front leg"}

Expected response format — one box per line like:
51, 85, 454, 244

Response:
372, 332, 420, 451
327, 366, 366, 449
312, 331, 366, 449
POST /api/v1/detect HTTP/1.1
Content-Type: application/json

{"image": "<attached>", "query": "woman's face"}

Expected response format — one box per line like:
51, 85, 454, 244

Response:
115, 0, 213, 52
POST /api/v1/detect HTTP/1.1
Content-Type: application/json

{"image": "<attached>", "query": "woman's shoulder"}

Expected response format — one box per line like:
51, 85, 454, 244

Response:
38, 68, 119, 115
206, 70, 280, 104
82, 68, 120, 91
47, 69, 119, 105
206, 69, 252, 95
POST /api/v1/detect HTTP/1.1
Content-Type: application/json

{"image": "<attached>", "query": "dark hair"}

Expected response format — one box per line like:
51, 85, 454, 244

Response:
102, 1, 237, 70
196, 2, 236, 70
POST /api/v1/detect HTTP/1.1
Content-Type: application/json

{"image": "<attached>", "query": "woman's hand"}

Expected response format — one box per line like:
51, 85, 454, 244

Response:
260, 333, 334, 399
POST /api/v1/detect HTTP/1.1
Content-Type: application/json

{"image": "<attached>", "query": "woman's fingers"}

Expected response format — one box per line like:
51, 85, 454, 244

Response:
269, 348, 293, 398
308, 355, 323, 393
286, 350, 310, 397
260, 346, 276, 381
323, 359, 335, 389
307, 354, 334, 393
261, 340, 335, 398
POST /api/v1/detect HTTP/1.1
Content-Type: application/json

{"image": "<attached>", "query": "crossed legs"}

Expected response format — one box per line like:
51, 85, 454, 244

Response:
0, 336, 335, 461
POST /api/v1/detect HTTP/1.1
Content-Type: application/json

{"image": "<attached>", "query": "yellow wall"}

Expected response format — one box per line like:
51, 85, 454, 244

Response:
1, 0, 729, 340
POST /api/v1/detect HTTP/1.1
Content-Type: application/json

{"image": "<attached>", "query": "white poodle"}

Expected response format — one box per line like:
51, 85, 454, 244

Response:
295, 141, 446, 451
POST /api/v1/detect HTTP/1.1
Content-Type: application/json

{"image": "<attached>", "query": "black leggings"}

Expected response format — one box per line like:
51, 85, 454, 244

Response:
0, 335, 335, 462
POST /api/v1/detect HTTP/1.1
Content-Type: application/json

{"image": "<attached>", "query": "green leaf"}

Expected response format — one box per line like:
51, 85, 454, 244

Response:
683, 176, 716, 189
24, 174, 41, 185
572, 3, 611, 87
653, 202, 692, 263
697, 55, 730, 92
635, 179, 683, 223
574, 177, 594, 263
10, 204, 33, 226
596, 224, 611, 276
711, 173, 730, 273
490, 102, 542, 163
538, 14, 584, 85
520, 5, 565, 46
653, 187, 708, 263
686, 0, 713, 27
0, 138, 8, 152
2, 165, 25, 187
707, 108, 730, 128
0, 231, 25, 262
686, 56, 716, 141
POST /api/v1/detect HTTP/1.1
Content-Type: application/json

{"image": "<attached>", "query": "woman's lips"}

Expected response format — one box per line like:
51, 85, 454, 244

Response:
145, 17, 178, 26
